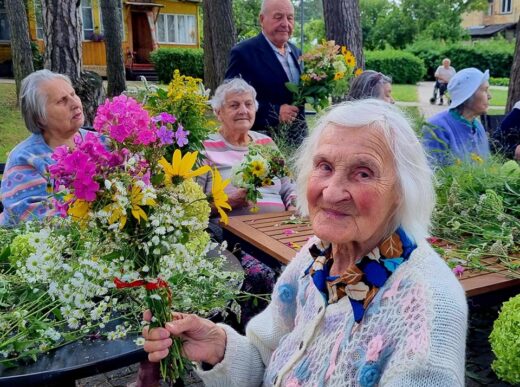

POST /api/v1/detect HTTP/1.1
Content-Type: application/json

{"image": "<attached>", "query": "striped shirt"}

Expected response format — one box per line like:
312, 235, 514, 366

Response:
197, 131, 296, 216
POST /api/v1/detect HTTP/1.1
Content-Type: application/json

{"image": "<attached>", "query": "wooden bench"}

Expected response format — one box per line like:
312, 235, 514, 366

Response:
223, 211, 520, 297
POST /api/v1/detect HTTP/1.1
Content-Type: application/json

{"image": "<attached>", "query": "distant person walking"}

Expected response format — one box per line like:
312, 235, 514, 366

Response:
433, 58, 456, 105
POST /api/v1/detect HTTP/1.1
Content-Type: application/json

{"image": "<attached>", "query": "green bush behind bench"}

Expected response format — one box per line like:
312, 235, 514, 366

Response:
365, 50, 426, 84
150, 48, 204, 83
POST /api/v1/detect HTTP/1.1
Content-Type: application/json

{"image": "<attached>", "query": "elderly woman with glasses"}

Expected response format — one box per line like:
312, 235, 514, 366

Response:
142, 99, 467, 387
0, 69, 86, 227
422, 67, 491, 167
347, 70, 394, 104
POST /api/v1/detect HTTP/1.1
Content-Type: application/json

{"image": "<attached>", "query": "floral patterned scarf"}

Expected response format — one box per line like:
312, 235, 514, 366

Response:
305, 227, 417, 323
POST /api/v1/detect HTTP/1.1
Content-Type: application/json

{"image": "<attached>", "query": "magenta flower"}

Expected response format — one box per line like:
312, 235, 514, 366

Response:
283, 228, 295, 236
157, 125, 175, 145
175, 125, 189, 147
134, 127, 157, 145
152, 112, 176, 124
452, 265, 465, 278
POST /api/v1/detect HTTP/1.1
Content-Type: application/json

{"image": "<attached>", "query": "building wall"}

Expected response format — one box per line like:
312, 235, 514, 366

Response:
462, 0, 520, 27
0, 0, 201, 74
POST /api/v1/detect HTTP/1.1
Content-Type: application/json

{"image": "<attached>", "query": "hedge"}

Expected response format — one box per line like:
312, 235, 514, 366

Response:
490, 77, 509, 87
150, 48, 204, 83
406, 39, 514, 80
365, 50, 426, 84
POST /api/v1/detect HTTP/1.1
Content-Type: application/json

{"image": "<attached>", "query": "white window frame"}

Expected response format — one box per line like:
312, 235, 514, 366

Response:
156, 13, 196, 45
500, 0, 512, 13
34, 0, 44, 40
0, 0, 10, 42
487, 1, 494, 16
80, 0, 95, 41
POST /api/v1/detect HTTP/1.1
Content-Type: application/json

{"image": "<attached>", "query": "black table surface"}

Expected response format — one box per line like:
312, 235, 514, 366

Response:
0, 333, 146, 386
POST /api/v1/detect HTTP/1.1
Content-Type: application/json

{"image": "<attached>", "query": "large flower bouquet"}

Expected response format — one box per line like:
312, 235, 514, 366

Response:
431, 156, 520, 278
230, 143, 291, 212
286, 40, 360, 111
0, 95, 242, 382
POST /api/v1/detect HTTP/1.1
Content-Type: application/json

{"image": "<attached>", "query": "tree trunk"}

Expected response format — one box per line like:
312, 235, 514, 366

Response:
41, 0, 103, 126
100, 0, 126, 97
203, 0, 236, 94
506, 17, 520, 112
322, 0, 364, 70
5, 0, 34, 104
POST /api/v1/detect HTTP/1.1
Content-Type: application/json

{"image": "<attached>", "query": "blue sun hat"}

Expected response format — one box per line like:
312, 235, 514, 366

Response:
447, 68, 489, 109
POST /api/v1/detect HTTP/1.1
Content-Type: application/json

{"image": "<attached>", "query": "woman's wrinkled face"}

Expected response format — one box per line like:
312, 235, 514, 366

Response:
307, 124, 400, 247
40, 78, 84, 136
466, 81, 491, 115
216, 92, 256, 134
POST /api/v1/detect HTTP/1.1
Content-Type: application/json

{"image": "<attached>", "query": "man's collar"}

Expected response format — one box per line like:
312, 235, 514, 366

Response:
261, 31, 291, 54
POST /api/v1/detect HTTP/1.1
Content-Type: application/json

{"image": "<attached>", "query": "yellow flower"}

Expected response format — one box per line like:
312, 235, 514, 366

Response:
210, 167, 232, 225
334, 72, 345, 80
355, 68, 363, 77
251, 160, 266, 178
470, 153, 484, 164
344, 51, 356, 67
250, 205, 260, 213
130, 184, 156, 223
159, 149, 211, 184
301, 74, 311, 82
105, 202, 127, 229
68, 199, 91, 223
262, 177, 273, 186
341, 46, 348, 55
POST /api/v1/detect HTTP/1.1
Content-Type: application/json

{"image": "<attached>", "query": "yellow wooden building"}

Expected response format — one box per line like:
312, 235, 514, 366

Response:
0, 0, 201, 76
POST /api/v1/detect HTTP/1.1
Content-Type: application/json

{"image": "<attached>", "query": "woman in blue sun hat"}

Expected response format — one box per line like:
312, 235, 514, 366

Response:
422, 67, 492, 167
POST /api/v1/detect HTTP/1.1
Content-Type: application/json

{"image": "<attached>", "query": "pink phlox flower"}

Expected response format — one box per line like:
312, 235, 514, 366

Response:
283, 228, 295, 236
52, 197, 70, 217
51, 145, 70, 161
152, 112, 176, 124
156, 125, 175, 145
134, 126, 157, 145
72, 164, 100, 201
452, 265, 465, 278
175, 125, 189, 147
141, 170, 151, 186
366, 335, 384, 362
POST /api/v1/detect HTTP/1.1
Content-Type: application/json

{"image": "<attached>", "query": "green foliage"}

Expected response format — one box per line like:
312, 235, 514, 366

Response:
490, 77, 509, 87
490, 294, 520, 384
149, 48, 204, 84
0, 84, 28, 163
391, 84, 418, 103
232, 0, 261, 41
365, 50, 425, 84
31, 42, 43, 70
407, 38, 514, 80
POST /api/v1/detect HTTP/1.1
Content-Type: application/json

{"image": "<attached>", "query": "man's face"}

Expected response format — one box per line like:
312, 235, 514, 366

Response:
259, 0, 294, 48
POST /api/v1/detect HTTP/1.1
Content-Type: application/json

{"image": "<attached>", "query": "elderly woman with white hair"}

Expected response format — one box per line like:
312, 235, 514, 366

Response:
423, 67, 491, 167
142, 99, 468, 386
0, 69, 86, 227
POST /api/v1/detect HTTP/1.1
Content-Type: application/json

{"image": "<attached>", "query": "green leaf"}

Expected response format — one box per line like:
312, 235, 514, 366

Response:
285, 82, 299, 93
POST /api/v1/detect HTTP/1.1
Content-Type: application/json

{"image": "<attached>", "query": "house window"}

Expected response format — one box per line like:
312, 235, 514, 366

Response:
156, 14, 196, 44
34, 0, 44, 39
0, 0, 10, 41
501, 0, 512, 13
81, 0, 95, 40
487, 1, 494, 16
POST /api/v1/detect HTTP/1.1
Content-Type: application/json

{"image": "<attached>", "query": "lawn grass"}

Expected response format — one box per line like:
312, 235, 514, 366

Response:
392, 84, 418, 103
0, 83, 27, 163
489, 87, 507, 107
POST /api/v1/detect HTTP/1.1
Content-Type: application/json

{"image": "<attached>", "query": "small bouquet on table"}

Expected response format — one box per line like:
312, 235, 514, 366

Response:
0, 95, 241, 382
286, 40, 361, 111
230, 143, 291, 212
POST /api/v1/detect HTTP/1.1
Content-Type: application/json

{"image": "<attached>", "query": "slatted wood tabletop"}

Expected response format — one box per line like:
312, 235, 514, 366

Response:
223, 211, 520, 297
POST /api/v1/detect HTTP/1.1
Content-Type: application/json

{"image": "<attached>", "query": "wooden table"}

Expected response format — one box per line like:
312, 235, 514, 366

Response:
223, 211, 520, 297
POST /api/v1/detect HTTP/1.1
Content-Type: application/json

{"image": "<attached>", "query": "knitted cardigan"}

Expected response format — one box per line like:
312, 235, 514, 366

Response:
423, 110, 490, 167
0, 129, 88, 227
196, 237, 468, 386
197, 131, 296, 215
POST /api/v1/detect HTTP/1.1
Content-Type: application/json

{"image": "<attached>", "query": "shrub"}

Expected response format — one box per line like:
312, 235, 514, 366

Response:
407, 38, 514, 80
490, 77, 509, 87
365, 50, 425, 84
150, 48, 204, 84
489, 294, 520, 385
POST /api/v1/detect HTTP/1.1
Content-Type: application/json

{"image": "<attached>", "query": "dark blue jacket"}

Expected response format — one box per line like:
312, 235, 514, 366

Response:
493, 108, 520, 159
225, 33, 306, 144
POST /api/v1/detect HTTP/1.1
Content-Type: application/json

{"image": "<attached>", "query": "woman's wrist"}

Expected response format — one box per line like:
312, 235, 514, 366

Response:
207, 325, 227, 365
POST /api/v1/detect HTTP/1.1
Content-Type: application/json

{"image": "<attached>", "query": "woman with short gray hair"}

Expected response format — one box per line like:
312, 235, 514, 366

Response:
347, 70, 394, 104
143, 99, 467, 387
1, 69, 85, 226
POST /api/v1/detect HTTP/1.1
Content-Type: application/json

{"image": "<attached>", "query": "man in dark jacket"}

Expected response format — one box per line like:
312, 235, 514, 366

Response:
225, 0, 306, 147
493, 101, 520, 160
